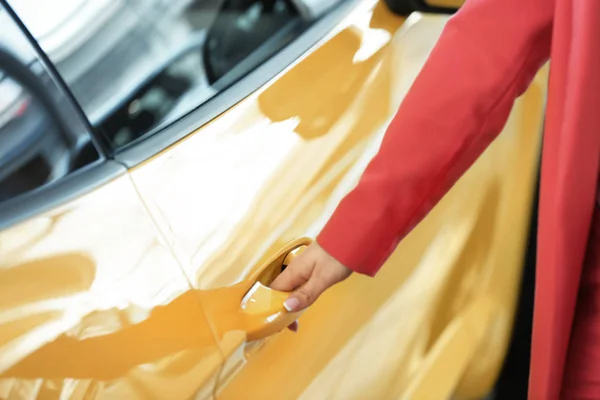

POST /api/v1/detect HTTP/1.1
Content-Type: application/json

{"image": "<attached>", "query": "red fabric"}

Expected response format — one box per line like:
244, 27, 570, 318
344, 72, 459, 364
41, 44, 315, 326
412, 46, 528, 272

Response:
562, 210, 600, 398
317, 0, 600, 398
530, 1, 600, 398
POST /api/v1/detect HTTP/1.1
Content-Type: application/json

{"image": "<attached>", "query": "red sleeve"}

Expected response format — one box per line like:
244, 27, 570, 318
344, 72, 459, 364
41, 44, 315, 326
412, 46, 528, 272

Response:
317, 0, 554, 276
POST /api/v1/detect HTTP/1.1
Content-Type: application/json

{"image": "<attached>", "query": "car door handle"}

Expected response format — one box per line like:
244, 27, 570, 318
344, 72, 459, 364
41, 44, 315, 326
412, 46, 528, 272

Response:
239, 237, 310, 341
202, 238, 311, 342
239, 280, 300, 341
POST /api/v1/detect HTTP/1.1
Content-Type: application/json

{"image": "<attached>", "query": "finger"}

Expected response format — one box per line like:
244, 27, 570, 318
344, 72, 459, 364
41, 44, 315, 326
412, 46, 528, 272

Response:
270, 256, 314, 292
283, 277, 326, 312
287, 320, 299, 332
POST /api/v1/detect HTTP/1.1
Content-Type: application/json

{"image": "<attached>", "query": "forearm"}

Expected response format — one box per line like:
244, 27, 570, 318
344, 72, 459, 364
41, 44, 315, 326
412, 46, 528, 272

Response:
318, 0, 553, 275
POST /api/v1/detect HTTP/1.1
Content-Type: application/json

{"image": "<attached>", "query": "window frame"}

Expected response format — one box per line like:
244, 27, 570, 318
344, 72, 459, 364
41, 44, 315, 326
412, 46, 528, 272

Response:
0, 0, 122, 230
1, 0, 112, 157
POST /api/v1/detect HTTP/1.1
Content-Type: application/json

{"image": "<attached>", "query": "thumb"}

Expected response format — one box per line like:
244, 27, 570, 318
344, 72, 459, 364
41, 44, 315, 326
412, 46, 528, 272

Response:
283, 277, 326, 312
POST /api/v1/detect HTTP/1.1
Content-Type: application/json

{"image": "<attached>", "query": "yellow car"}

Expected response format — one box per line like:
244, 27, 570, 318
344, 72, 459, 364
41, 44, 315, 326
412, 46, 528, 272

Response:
0, 0, 546, 399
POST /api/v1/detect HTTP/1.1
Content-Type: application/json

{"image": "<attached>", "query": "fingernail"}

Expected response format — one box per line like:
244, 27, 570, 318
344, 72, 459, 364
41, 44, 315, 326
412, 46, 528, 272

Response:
284, 297, 300, 312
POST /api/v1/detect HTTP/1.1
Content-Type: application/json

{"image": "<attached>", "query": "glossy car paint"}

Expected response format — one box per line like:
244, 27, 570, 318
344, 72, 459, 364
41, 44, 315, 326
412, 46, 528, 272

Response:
0, 173, 223, 399
131, 2, 548, 399
0, 1, 547, 400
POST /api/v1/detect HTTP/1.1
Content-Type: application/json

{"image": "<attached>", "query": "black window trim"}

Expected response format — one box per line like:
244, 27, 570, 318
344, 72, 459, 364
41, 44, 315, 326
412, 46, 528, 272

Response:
0, 160, 126, 230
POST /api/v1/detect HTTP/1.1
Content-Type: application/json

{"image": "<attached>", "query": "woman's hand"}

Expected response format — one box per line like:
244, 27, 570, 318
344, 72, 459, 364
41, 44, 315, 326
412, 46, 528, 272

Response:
270, 242, 352, 331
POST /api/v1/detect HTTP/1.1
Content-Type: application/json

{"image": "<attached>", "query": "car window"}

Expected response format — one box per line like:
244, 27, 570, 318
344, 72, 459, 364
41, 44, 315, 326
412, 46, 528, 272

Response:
8, 0, 345, 152
0, 5, 100, 204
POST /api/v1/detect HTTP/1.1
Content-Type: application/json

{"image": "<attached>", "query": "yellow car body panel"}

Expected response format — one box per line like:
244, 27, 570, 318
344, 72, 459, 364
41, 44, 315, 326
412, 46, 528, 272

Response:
131, 3, 547, 400
0, 174, 223, 399
0, 1, 547, 400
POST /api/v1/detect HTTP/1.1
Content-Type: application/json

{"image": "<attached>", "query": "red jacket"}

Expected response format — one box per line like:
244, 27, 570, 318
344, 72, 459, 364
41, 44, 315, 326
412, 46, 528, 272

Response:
317, 0, 600, 398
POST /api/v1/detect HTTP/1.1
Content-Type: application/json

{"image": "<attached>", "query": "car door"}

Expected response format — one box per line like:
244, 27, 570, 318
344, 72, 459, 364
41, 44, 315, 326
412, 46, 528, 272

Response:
123, 3, 546, 400
129, 5, 547, 400
0, 4, 225, 399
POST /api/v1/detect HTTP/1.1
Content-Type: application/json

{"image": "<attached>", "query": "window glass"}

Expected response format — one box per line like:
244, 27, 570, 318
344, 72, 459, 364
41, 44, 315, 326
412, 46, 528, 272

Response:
9, 0, 344, 151
0, 6, 100, 204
